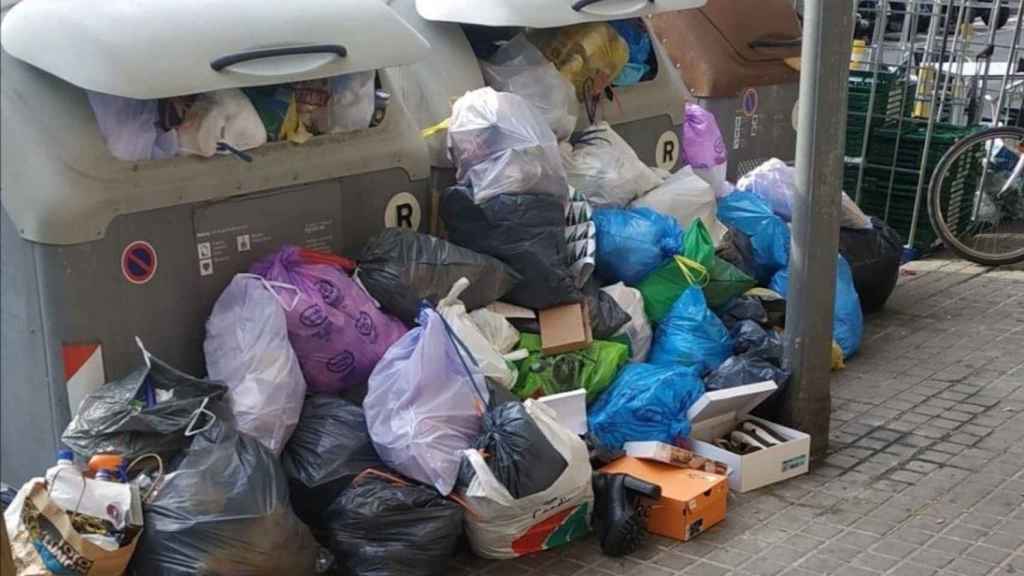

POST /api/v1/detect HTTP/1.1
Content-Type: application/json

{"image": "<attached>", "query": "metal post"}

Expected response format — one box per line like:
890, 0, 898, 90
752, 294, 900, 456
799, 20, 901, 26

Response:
783, 0, 854, 459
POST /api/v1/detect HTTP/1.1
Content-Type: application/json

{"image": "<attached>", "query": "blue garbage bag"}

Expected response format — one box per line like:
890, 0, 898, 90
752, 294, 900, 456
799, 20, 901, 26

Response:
717, 191, 791, 284
594, 207, 683, 285
649, 287, 733, 374
769, 255, 863, 359
610, 19, 652, 86
588, 362, 704, 450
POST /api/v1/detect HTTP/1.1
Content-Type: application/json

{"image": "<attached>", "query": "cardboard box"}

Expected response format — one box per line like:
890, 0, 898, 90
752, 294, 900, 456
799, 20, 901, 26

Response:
623, 441, 729, 476
684, 381, 810, 493
600, 457, 728, 542
538, 302, 592, 355
537, 388, 587, 435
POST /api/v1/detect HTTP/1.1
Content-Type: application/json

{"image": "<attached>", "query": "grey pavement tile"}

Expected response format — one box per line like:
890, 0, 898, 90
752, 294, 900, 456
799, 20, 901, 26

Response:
682, 561, 732, 576
942, 556, 998, 576
870, 538, 920, 559
909, 547, 959, 569
831, 565, 879, 576
653, 551, 696, 572
929, 442, 967, 455
703, 547, 753, 568
818, 541, 862, 562
737, 558, 790, 576
982, 530, 1024, 551
797, 552, 847, 574
887, 563, 938, 576
964, 543, 1012, 566
853, 551, 898, 572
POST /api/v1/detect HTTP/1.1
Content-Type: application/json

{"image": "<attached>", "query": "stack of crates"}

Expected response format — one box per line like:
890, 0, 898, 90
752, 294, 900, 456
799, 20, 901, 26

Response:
845, 69, 913, 158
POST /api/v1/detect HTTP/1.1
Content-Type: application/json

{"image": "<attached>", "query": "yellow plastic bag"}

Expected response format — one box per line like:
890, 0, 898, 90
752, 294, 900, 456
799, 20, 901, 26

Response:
542, 23, 628, 102
831, 340, 846, 371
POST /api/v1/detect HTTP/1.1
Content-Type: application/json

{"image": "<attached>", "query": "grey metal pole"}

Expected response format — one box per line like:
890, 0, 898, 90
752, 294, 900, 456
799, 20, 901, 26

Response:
783, 0, 854, 459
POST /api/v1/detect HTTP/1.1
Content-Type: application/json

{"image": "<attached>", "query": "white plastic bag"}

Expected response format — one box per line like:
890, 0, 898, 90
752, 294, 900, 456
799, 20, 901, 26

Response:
480, 35, 578, 141
631, 166, 728, 245
562, 122, 663, 207
460, 400, 594, 559
469, 308, 521, 354
324, 71, 375, 133
364, 306, 490, 496
737, 158, 872, 230
601, 282, 653, 362
178, 89, 267, 157
448, 87, 569, 203
88, 92, 179, 161
437, 278, 520, 389
204, 274, 306, 455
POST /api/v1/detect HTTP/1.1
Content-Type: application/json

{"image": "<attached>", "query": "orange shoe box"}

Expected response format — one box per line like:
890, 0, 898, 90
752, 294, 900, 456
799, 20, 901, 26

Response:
600, 457, 728, 542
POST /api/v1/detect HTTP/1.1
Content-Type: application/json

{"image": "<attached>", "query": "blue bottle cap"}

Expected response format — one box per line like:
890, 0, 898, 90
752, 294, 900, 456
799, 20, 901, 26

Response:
57, 449, 74, 462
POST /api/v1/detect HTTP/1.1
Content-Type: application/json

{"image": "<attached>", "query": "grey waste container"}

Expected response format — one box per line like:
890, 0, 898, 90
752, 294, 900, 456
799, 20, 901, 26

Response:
0, 0, 431, 484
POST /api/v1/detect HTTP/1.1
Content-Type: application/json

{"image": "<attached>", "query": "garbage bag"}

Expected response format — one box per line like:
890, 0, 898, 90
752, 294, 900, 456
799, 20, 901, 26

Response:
562, 122, 663, 207
322, 470, 463, 576
706, 256, 757, 310
250, 245, 407, 395
631, 166, 727, 244
838, 217, 903, 313
601, 283, 653, 361
438, 278, 519, 389
470, 307, 521, 354
637, 219, 716, 322
683, 103, 729, 197
704, 355, 790, 392
718, 295, 769, 331
324, 71, 376, 133
204, 274, 305, 455
442, 186, 581, 310
512, 333, 629, 403
649, 287, 733, 374
716, 225, 759, 279
62, 345, 228, 461
746, 287, 788, 329
460, 400, 593, 559
610, 19, 653, 86
281, 396, 382, 528
542, 22, 628, 102
471, 401, 568, 499
717, 191, 791, 284
447, 87, 568, 203
588, 362, 704, 450
357, 228, 521, 325
177, 88, 267, 157
88, 92, 179, 161
770, 255, 863, 359
480, 35, 578, 140
130, 404, 319, 576
582, 276, 631, 340
364, 306, 489, 495
736, 158, 872, 229
731, 320, 784, 363
593, 207, 684, 284
244, 84, 306, 143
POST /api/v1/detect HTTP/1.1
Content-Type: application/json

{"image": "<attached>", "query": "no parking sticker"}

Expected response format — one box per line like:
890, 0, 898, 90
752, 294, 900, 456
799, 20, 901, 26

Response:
121, 240, 158, 285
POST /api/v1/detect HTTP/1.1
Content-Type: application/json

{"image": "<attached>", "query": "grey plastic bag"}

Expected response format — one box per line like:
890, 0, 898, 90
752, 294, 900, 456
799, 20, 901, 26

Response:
731, 320, 785, 363
62, 346, 227, 461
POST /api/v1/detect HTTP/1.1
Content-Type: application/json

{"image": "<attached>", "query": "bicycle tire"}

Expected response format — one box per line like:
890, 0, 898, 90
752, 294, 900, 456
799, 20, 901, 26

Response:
928, 126, 1024, 266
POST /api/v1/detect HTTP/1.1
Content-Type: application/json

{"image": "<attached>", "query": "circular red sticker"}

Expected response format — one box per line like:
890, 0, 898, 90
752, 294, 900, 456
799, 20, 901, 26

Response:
121, 241, 158, 285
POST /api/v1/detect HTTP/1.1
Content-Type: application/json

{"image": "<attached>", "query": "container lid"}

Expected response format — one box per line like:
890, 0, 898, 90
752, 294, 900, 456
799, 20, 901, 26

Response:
0, 0, 430, 99
416, 0, 706, 28
686, 380, 778, 425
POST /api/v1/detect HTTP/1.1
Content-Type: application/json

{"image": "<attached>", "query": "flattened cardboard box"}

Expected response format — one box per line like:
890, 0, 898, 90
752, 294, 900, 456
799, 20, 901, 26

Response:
538, 301, 592, 355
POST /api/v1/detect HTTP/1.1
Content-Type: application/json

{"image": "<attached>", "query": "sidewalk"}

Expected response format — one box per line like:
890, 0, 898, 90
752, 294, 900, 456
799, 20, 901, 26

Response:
455, 255, 1024, 576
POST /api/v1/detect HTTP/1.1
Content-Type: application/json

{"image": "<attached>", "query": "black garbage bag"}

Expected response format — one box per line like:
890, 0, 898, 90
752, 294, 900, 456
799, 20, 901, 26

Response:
471, 401, 568, 499
130, 403, 319, 576
322, 471, 464, 576
441, 186, 581, 310
716, 226, 758, 280
839, 216, 903, 313
731, 320, 785, 363
718, 295, 769, 331
281, 395, 382, 528
705, 355, 790, 392
358, 228, 521, 324
62, 352, 227, 461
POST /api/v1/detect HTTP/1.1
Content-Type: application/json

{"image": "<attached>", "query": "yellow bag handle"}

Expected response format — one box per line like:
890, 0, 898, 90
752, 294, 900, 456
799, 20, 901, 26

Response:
421, 117, 450, 139
674, 255, 709, 288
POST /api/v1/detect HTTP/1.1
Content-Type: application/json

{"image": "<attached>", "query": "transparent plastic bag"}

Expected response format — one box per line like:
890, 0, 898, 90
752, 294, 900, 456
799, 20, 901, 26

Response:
737, 158, 872, 229
177, 88, 267, 157
437, 278, 520, 390
324, 71, 375, 133
631, 166, 727, 244
481, 35, 578, 141
447, 87, 569, 203
88, 92, 179, 161
204, 274, 306, 455
601, 282, 652, 362
542, 22, 628, 102
563, 122, 664, 207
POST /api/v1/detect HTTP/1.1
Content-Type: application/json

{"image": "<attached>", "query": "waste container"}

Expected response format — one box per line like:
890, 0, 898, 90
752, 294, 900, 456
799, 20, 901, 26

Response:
651, 0, 802, 179
400, 0, 707, 192
0, 0, 431, 484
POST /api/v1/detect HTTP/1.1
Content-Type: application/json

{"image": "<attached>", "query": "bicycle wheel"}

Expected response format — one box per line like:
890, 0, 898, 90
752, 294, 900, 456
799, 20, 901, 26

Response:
928, 126, 1024, 266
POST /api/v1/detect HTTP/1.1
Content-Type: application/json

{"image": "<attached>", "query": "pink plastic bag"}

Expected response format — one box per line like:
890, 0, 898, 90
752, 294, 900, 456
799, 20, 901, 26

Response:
250, 246, 407, 394
682, 103, 729, 197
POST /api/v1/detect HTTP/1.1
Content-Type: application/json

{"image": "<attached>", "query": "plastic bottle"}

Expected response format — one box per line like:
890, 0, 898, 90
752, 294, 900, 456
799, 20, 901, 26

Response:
88, 454, 124, 476
45, 449, 79, 486
95, 469, 117, 482
46, 449, 86, 512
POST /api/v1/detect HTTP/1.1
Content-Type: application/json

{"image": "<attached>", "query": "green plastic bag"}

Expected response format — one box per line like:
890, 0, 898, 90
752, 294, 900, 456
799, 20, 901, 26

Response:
705, 256, 757, 310
637, 220, 715, 322
512, 334, 629, 404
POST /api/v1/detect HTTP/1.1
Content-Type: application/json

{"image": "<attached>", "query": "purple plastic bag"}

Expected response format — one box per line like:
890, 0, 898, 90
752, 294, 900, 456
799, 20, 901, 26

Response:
682, 103, 729, 197
250, 245, 407, 395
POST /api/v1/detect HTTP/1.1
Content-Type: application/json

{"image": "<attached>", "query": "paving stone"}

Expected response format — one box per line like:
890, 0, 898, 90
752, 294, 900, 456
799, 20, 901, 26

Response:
904, 461, 940, 474
888, 563, 938, 576
890, 470, 925, 484
683, 561, 732, 576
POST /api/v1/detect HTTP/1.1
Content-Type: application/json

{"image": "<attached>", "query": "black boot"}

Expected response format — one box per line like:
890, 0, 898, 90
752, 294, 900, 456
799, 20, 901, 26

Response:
592, 473, 662, 557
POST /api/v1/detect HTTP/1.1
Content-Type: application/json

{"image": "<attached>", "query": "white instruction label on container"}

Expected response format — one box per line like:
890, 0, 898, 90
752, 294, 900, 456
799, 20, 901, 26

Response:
385, 192, 421, 230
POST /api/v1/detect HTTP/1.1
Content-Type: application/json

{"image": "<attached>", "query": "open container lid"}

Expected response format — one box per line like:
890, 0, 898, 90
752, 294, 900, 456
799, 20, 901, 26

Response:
686, 380, 778, 425
416, 0, 706, 28
0, 0, 430, 99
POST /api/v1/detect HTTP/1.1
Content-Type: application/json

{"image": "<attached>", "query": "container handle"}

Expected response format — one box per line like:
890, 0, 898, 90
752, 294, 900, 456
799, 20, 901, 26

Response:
211, 44, 347, 72
749, 37, 802, 50
571, 0, 652, 13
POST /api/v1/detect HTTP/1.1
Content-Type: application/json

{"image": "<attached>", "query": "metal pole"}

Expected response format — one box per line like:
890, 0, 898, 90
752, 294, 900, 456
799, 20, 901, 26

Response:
783, 0, 853, 460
